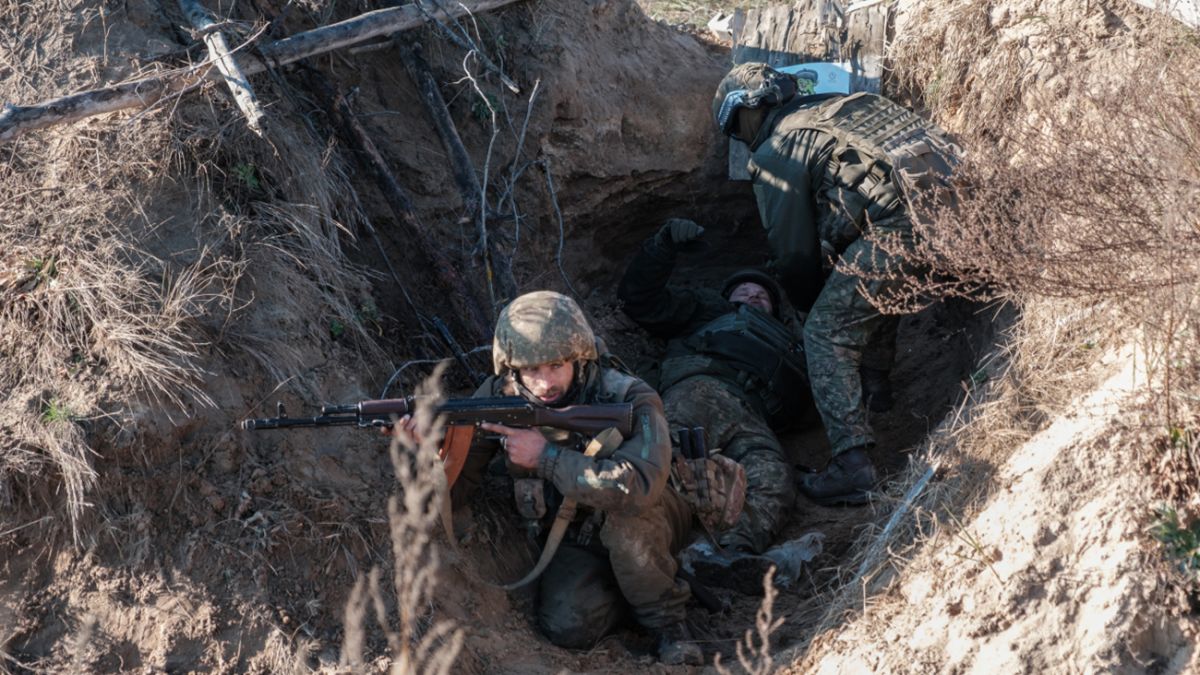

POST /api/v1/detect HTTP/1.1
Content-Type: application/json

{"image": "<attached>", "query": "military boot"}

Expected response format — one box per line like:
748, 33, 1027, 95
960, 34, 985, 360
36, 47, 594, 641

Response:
655, 621, 703, 666
683, 541, 777, 596
860, 365, 894, 413
799, 446, 877, 506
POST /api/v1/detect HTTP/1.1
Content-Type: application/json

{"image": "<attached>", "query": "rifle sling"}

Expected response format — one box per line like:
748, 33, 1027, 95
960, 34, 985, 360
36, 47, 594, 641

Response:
499, 427, 624, 591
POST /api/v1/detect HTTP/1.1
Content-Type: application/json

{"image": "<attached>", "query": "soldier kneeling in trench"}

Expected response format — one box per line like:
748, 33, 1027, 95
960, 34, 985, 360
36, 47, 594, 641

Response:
390, 290, 745, 665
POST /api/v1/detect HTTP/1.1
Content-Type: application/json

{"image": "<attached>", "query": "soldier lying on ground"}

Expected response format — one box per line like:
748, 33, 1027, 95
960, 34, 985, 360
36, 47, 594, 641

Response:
618, 219, 817, 592
388, 290, 704, 665
712, 62, 962, 505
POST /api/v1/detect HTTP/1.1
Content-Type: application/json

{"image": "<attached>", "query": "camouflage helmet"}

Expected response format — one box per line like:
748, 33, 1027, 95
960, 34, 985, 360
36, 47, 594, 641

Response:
712, 62, 798, 136
493, 291, 598, 375
721, 269, 784, 317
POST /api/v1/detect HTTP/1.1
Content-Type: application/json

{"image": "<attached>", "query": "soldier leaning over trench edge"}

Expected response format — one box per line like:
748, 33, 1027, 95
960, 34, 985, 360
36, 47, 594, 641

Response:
389, 291, 713, 665
712, 62, 963, 506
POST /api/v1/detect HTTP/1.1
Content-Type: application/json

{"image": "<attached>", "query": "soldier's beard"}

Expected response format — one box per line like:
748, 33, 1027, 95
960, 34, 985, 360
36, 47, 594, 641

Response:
533, 388, 565, 404
515, 362, 590, 408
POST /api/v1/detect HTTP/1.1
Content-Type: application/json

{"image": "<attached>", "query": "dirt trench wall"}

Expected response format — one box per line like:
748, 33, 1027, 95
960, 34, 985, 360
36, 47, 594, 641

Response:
1, 0, 755, 671
791, 0, 1200, 670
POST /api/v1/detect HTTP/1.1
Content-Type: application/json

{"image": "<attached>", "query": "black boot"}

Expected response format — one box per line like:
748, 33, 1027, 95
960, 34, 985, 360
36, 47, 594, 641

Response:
655, 621, 703, 666
683, 542, 777, 596
860, 365, 894, 413
799, 446, 878, 506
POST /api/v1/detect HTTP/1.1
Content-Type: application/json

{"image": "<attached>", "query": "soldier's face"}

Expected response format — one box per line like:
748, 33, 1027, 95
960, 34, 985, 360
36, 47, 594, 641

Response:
517, 360, 576, 405
728, 282, 773, 314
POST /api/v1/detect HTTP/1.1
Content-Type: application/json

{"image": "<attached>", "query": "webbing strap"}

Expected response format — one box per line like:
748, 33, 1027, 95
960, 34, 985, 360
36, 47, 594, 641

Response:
498, 427, 623, 590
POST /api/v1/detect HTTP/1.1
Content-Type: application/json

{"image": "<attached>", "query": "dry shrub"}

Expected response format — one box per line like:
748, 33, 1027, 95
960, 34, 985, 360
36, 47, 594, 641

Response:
890, 3, 1200, 312
890, 4, 1200, 465
340, 367, 463, 674
793, 0, 1200, 655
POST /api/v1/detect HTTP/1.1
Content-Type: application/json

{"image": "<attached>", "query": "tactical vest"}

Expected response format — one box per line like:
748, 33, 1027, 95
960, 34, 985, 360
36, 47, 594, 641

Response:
660, 305, 809, 430
768, 92, 962, 251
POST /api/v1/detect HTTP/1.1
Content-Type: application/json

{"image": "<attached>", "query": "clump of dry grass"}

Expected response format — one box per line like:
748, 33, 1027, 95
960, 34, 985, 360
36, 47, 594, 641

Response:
0, 1, 390, 545
0, 121, 239, 544
340, 367, 463, 673
717, 568, 784, 675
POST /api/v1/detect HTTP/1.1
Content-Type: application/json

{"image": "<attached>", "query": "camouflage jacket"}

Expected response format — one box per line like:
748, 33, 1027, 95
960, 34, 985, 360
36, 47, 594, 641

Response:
746, 93, 925, 312
450, 362, 672, 516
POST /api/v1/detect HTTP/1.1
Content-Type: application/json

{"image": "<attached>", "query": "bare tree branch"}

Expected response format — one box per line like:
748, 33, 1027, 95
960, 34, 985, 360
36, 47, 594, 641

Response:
0, 0, 525, 143
179, 0, 266, 135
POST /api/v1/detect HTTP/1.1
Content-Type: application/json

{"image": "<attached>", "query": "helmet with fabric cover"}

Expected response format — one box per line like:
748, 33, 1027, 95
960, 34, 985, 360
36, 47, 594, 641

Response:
493, 291, 598, 375
721, 269, 784, 317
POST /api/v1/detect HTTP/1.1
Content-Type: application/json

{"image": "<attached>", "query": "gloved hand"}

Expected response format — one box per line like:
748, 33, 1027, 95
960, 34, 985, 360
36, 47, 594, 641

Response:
654, 218, 705, 250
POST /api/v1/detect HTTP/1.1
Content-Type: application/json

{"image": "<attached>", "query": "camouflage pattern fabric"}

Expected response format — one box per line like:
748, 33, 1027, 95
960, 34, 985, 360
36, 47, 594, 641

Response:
452, 360, 689, 645
804, 227, 917, 455
539, 487, 694, 642
663, 375, 795, 554
492, 291, 599, 374
737, 88, 957, 458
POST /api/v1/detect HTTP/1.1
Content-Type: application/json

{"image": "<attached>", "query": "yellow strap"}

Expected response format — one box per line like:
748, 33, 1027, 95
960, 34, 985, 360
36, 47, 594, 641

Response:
499, 427, 623, 590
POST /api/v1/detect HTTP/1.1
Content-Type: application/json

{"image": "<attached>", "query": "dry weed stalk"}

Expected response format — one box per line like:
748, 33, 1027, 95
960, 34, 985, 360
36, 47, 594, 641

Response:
340, 367, 463, 674
717, 568, 784, 675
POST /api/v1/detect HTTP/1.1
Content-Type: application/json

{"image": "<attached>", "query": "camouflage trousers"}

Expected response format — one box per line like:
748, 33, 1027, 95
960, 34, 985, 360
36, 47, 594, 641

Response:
538, 487, 693, 648
662, 375, 795, 554
805, 227, 913, 455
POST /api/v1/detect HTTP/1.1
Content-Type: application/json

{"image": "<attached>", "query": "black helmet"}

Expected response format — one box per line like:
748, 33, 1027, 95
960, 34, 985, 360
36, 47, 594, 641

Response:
721, 269, 784, 317
712, 63, 799, 137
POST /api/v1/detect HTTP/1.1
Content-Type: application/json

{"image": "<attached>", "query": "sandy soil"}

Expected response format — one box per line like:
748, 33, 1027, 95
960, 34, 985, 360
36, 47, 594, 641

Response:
2, 0, 1196, 673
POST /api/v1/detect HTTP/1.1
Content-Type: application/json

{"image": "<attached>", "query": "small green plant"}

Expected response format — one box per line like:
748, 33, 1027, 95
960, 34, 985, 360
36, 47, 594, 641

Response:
66, 349, 86, 377
26, 256, 57, 278
41, 398, 75, 424
1168, 425, 1194, 449
470, 92, 497, 122
330, 318, 346, 340
24, 256, 58, 289
1151, 504, 1200, 575
232, 163, 260, 191
356, 299, 382, 336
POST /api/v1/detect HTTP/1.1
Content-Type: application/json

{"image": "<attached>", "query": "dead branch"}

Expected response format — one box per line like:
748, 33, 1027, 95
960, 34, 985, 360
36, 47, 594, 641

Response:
415, 0, 521, 93
0, 0, 525, 143
397, 40, 516, 311
179, 0, 266, 135
298, 68, 491, 346
397, 42, 482, 216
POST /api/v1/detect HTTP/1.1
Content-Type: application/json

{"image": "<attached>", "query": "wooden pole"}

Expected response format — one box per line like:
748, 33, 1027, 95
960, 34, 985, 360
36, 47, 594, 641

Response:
178, 0, 266, 135
0, 0, 525, 143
